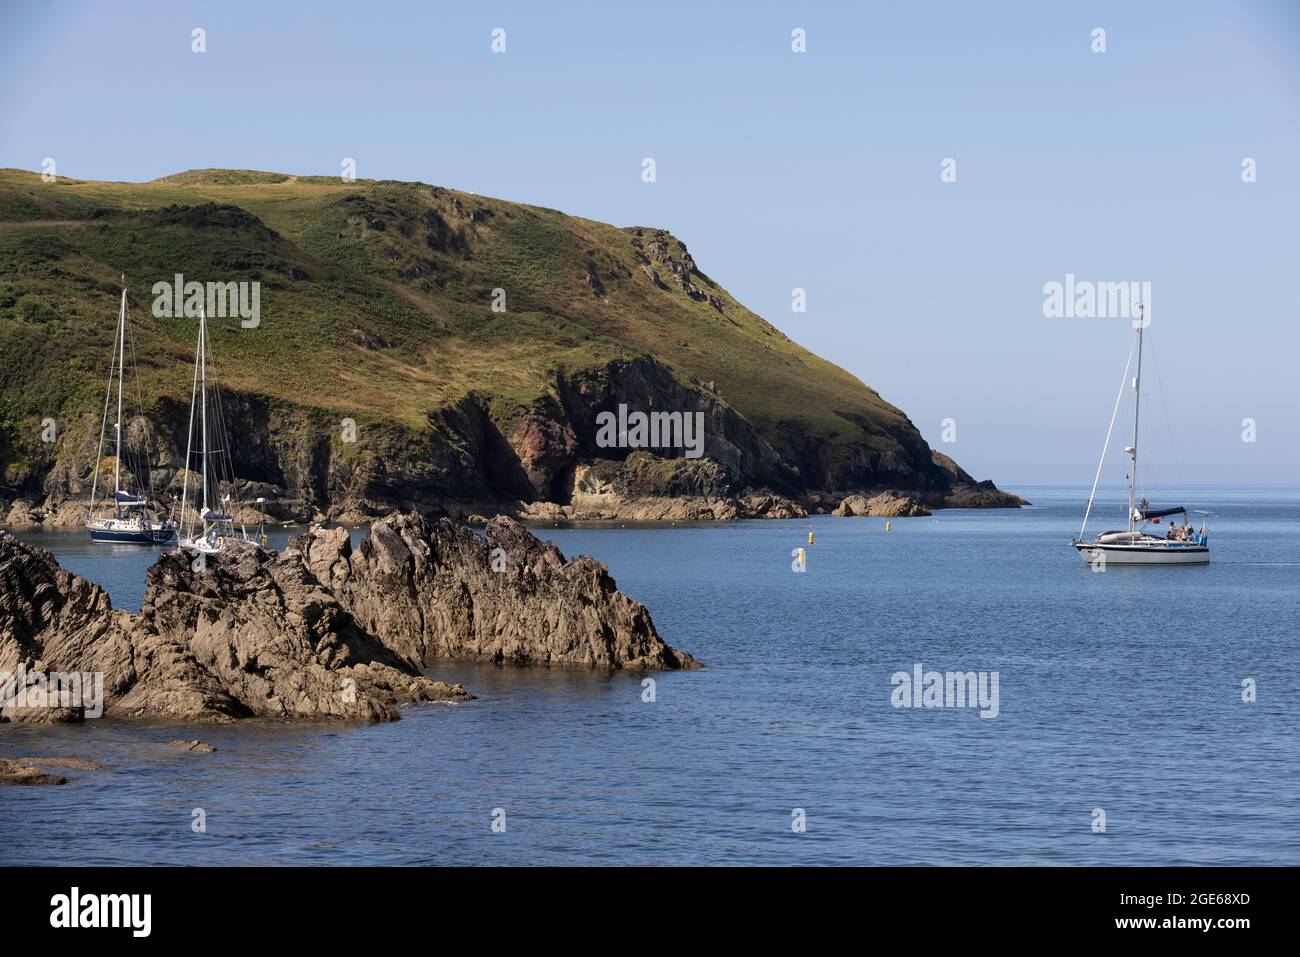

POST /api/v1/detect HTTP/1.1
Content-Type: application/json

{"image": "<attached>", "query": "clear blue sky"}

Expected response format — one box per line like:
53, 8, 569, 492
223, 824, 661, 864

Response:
2, 0, 1297, 485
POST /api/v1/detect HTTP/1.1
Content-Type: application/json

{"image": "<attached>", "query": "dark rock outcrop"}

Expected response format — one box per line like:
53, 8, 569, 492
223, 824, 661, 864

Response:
297, 513, 697, 670
0, 514, 695, 724
131, 538, 463, 721
0, 532, 466, 723
929, 450, 1029, 508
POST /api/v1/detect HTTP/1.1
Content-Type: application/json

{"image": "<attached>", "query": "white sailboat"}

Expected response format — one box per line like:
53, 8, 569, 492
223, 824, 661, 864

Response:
86, 276, 176, 544
1073, 306, 1210, 565
177, 304, 246, 556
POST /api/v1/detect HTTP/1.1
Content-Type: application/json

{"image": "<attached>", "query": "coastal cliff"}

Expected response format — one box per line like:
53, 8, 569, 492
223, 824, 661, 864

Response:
0, 515, 694, 724
0, 168, 1024, 526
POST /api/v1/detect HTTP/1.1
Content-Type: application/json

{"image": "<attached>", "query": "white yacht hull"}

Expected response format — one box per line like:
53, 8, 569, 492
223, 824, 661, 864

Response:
1074, 542, 1210, 565
179, 536, 223, 556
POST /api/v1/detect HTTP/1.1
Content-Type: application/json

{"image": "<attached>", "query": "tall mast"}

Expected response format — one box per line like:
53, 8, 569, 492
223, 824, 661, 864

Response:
199, 305, 209, 515
179, 310, 201, 538
1128, 305, 1145, 533
88, 285, 121, 521
113, 279, 126, 497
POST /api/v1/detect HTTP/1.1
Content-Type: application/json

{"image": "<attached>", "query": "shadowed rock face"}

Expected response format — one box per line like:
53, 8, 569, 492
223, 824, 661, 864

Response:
129, 542, 467, 722
0, 533, 139, 723
296, 513, 698, 671
0, 533, 466, 723
0, 514, 695, 724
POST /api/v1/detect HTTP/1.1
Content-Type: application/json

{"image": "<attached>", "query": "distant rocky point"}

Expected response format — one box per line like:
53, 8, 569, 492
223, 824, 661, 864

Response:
0, 514, 695, 726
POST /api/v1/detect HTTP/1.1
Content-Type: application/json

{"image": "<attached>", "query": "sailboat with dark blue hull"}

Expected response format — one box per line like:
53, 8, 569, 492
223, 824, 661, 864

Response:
88, 492, 175, 543
85, 277, 176, 545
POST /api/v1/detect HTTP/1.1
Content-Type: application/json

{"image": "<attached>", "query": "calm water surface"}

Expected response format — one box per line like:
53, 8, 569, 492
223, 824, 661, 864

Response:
2, 486, 1297, 865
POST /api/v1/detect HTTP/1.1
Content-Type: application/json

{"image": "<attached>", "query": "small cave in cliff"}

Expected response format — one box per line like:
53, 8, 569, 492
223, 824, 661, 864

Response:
549, 462, 576, 506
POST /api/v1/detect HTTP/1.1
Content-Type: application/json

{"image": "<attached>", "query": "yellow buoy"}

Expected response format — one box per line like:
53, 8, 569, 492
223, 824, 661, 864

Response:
885, 521, 891, 532
808, 531, 814, 545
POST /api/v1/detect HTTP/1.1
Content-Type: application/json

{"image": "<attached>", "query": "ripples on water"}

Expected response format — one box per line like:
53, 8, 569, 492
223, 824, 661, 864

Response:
2, 487, 1298, 865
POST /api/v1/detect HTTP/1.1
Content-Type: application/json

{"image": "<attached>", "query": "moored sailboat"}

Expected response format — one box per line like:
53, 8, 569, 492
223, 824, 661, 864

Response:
177, 304, 247, 556
1072, 306, 1210, 565
86, 277, 176, 545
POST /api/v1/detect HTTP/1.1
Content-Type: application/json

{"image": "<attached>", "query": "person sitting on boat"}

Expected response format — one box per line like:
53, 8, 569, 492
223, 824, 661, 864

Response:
1167, 523, 1177, 540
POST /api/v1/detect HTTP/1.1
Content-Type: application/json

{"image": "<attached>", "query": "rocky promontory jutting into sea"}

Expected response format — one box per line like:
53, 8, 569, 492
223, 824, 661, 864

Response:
0, 168, 1025, 529
0, 514, 696, 725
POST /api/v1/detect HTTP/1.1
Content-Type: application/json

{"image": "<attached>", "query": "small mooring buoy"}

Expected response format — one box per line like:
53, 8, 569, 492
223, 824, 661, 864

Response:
885, 521, 892, 533
808, 530, 814, 545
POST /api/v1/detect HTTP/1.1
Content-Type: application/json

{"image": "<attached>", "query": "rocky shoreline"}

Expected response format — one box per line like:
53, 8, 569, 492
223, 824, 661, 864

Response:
5, 481, 1026, 530
0, 514, 696, 727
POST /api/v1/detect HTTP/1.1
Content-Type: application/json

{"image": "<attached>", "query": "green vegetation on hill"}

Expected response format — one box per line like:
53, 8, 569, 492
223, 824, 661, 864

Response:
0, 166, 993, 512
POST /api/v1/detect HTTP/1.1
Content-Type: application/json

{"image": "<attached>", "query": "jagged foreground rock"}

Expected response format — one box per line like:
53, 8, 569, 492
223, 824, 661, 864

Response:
297, 514, 697, 671
0, 516, 694, 724
0, 532, 465, 723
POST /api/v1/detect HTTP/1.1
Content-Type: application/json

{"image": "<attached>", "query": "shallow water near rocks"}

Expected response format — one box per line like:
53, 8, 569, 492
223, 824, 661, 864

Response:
2, 486, 1298, 865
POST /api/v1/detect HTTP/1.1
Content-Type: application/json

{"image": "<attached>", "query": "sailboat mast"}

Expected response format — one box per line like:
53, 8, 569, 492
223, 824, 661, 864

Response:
88, 294, 120, 520
1128, 306, 1145, 533
113, 282, 126, 497
199, 306, 209, 515
179, 313, 201, 537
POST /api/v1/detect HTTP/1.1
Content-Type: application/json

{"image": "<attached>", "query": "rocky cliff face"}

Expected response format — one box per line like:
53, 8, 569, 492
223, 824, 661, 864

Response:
2, 352, 1023, 527
0, 515, 694, 724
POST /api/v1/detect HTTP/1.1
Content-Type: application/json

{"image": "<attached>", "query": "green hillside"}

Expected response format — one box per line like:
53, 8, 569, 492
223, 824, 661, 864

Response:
0, 167, 1012, 520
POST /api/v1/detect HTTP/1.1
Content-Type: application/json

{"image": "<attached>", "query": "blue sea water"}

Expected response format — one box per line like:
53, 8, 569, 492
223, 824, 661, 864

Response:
1, 486, 1297, 866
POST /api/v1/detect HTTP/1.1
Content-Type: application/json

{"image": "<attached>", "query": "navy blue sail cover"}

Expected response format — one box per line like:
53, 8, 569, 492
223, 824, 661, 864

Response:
1137, 506, 1186, 520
